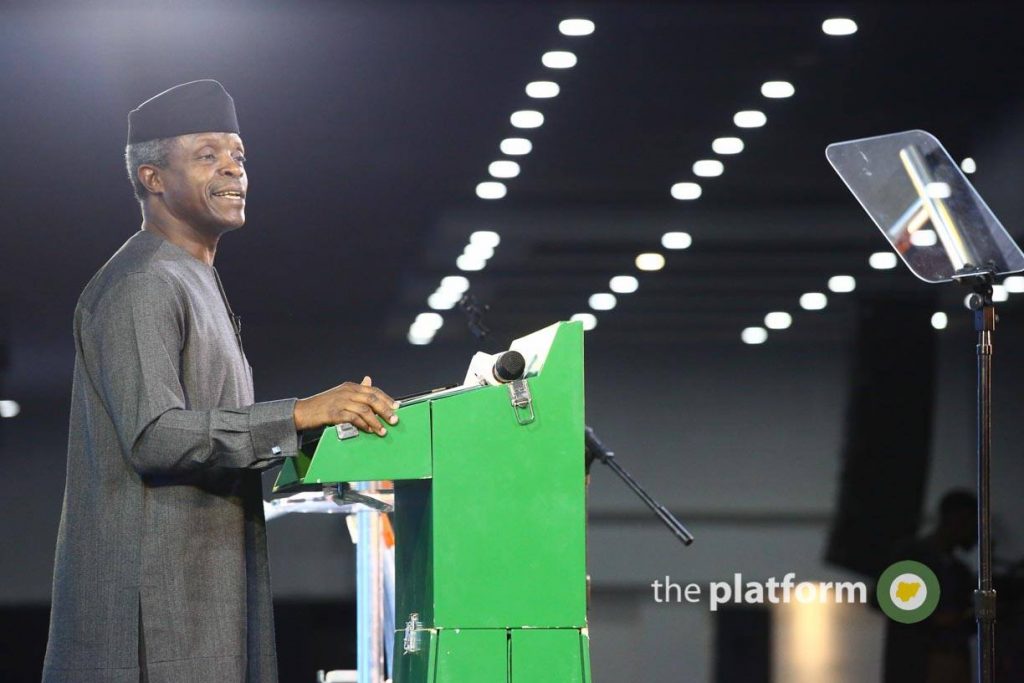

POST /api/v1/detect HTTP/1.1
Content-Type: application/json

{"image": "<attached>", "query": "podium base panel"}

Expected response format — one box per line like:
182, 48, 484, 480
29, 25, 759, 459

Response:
393, 627, 591, 683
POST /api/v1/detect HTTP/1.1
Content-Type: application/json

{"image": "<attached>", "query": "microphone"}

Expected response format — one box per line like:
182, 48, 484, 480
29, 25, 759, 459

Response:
492, 350, 526, 383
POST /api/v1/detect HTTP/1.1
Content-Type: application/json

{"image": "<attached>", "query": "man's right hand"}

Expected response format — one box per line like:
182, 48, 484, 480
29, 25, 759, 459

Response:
293, 376, 399, 436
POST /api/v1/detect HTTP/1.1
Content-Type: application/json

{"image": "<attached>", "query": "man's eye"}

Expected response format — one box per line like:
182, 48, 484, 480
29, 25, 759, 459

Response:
198, 154, 216, 160
234, 155, 247, 164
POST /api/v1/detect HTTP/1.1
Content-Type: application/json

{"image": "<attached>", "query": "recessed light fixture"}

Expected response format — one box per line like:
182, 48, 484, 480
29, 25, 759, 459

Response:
542, 51, 577, 69
661, 232, 692, 250
510, 110, 544, 129
589, 293, 617, 311
828, 275, 856, 293
693, 159, 724, 177
0, 400, 20, 418
428, 291, 459, 310
910, 230, 938, 247
501, 138, 532, 156
822, 18, 858, 36
609, 275, 639, 294
463, 243, 494, 261
1003, 275, 1024, 293
734, 110, 767, 128
712, 137, 744, 155
488, 160, 521, 179
993, 284, 1009, 302
961, 157, 977, 174
559, 18, 595, 36
469, 231, 500, 248
931, 312, 948, 330
800, 292, 828, 310
764, 312, 792, 330
407, 329, 434, 345
456, 254, 486, 271
670, 182, 702, 200
741, 327, 768, 344
635, 253, 666, 271
869, 251, 898, 270
476, 181, 507, 199
571, 312, 598, 330
526, 81, 560, 98
761, 80, 795, 98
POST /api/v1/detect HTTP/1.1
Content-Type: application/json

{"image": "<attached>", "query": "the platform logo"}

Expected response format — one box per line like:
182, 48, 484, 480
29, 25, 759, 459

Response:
877, 560, 941, 624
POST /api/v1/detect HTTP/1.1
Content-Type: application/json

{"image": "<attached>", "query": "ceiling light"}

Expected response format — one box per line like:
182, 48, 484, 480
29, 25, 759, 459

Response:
635, 252, 665, 271
822, 18, 858, 36
464, 243, 495, 260
414, 312, 444, 331
456, 254, 486, 271
741, 327, 768, 345
925, 182, 951, 199
501, 138, 532, 155
510, 110, 544, 129
869, 251, 898, 270
765, 312, 792, 330
712, 137, 744, 154
693, 159, 724, 177
0, 400, 20, 418
469, 231, 501, 248
1003, 275, 1024, 293
571, 313, 598, 330
993, 284, 1009, 302
559, 18, 595, 36
428, 291, 459, 310
609, 275, 639, 294
661, 232, 692, 249
734, 110, 767, 128
800, 292, 828, 310
439, 275, 470, 294
828, 275, 856, 293
589, 293, 617, 311
407, 329, 434, 345
489, 160, 520, 178
761, 80, 795, 98
910, 229, 938, 247
526, 81, 560, 98
931, 312, 948, 330
670, 182, 702, 200
476, 181, 507, 199
961, 157, 977, 174
542, 51, 577, 69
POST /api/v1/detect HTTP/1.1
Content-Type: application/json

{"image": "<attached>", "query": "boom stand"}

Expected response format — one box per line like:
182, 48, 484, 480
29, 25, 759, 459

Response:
960, 271, 998, 683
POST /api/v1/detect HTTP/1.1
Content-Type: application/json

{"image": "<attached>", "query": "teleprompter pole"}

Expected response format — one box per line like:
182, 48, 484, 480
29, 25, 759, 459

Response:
967, 281, 997, 683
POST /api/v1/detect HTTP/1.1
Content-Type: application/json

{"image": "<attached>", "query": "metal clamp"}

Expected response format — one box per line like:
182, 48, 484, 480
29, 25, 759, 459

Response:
403, 613, 422, 654
508, 379, 536, 425
335, 422, 359, 440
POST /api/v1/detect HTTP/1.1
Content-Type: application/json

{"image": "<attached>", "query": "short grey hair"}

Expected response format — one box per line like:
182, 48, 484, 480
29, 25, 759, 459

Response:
124, 137, 177, 201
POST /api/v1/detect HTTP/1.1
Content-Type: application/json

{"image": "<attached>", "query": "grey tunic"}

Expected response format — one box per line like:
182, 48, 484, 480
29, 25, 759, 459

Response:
44, 230, 299, 683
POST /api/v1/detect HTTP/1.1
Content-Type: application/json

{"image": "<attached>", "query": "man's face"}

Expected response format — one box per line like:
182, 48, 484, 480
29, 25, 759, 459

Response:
156, 132, 248, 232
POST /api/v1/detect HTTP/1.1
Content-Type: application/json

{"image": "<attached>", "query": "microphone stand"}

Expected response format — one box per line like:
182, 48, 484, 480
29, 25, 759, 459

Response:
586, 426, 694, 546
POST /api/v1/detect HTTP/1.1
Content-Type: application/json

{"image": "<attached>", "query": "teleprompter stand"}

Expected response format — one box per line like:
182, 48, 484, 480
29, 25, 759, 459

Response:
827, 130, 1024, 683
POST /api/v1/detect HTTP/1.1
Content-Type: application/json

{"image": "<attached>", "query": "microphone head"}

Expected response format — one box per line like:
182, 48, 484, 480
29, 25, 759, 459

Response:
493, 350, 526, 383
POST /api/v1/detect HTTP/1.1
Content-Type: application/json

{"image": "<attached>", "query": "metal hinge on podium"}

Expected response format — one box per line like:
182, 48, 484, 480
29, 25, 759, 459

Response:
508, 379, 536, 425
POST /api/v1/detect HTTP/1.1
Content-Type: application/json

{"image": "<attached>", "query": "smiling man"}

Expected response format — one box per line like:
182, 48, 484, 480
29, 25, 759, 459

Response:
43, 80, 398, 683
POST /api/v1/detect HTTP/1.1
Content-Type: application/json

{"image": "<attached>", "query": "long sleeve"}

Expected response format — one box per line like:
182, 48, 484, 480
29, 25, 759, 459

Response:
80, 270, 299, 476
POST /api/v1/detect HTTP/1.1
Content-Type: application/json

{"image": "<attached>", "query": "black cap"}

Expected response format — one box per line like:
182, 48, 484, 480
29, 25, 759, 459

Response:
127, 79, 239, 145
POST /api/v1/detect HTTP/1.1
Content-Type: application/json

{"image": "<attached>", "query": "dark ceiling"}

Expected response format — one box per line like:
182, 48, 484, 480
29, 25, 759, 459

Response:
2, 1, 1023, 399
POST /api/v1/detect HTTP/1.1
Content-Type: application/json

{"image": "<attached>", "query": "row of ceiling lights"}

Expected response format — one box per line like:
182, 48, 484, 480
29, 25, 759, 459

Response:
407, 17, 596, 345
568, 16, 870, 332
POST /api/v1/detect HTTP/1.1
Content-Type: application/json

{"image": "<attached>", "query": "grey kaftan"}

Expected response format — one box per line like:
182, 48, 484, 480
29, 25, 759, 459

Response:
43, 230, 299, 683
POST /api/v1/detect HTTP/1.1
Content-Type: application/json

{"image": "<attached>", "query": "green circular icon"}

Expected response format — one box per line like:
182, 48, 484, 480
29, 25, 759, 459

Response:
877, 560, 941, 624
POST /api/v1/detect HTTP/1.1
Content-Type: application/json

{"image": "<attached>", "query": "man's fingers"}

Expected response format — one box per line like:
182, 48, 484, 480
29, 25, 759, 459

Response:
361, 376, 372, 387
352, 385, 398, 425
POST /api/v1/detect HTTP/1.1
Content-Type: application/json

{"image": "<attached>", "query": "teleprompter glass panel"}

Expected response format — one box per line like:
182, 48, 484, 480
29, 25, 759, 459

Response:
826, 130, 1024, 283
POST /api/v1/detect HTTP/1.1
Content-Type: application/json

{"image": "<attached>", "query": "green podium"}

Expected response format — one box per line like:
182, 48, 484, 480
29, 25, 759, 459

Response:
274, 321, 592, 682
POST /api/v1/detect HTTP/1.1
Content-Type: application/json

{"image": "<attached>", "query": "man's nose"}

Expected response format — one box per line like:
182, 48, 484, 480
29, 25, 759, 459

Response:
220, 159, 244, 177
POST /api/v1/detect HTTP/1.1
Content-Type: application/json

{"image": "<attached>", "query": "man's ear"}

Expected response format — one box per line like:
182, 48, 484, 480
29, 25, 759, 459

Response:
138, 165, 164, 196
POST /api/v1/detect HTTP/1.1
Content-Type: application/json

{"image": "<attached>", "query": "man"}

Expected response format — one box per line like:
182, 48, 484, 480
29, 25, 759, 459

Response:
43, 79, 398, 683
